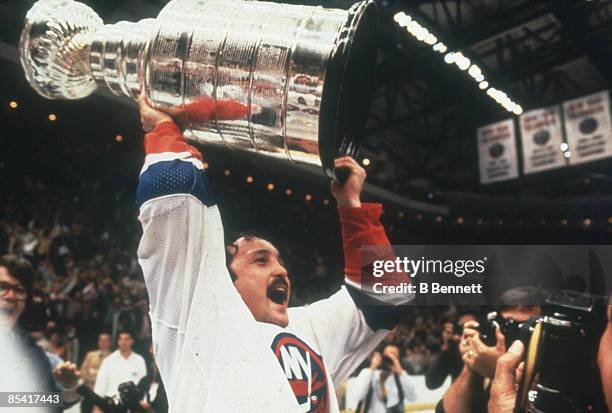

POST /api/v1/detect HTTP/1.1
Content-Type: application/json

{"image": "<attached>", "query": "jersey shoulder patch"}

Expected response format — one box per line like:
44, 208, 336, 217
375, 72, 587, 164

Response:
271, 332, 329, 413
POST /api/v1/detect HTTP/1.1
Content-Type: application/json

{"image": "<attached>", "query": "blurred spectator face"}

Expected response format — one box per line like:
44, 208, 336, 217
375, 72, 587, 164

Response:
500, 305, 541, 322
383, 344, 400, 360
0, 266, 27, 330
98, 334, 111, 352
599, 299, 612, 411
49, 331, 61, 345
230, 237, 290, 327
117, 332, 134, 353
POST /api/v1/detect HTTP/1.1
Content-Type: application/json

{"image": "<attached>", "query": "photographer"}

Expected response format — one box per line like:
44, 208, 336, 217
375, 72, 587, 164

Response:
436, 288, 543, 413
426, 311, 477, 390
489, 295, 612, 413
354, 344, 417, 413
93, 331, 146, 413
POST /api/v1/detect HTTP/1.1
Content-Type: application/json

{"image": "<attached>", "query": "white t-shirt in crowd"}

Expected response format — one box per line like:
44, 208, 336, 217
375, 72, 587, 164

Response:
94, 350, 147, 398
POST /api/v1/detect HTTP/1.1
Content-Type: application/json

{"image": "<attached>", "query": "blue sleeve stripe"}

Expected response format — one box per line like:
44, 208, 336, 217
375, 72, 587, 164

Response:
137, 160, 215, 208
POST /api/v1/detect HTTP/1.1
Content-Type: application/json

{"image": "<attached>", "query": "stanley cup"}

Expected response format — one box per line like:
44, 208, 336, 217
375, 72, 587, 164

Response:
19, 0, 378, 179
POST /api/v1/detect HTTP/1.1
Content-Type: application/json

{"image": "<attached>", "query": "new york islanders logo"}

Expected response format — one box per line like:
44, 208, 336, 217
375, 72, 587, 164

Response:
271, 333, 329, 413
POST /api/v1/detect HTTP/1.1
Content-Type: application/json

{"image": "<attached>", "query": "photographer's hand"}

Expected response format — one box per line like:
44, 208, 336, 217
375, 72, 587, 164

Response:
387, 352, 405, 375
488, 340, 524, 413
370, 352, 382, 370
464, 324, 506, 378
460, 320, 479, 357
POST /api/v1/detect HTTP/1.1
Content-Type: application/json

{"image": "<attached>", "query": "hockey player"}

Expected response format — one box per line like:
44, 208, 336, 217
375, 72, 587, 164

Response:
136, 96, 411, 412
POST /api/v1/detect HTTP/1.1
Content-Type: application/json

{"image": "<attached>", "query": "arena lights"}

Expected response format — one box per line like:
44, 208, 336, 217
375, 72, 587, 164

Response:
9, 101, 18, 109
486, 88, 523, 115
48, 113, 57, 121
432, 43, 447, 53
393, 11, 523, 115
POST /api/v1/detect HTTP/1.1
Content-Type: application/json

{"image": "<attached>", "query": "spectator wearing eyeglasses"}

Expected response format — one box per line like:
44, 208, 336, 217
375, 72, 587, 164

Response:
0, 254, 81, 411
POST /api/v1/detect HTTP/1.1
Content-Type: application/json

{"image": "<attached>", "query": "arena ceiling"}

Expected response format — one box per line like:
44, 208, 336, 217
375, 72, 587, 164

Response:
1, 0, 612, 222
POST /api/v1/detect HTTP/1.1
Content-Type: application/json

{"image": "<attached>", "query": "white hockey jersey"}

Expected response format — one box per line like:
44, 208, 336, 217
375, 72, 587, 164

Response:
136, 121, 411, 412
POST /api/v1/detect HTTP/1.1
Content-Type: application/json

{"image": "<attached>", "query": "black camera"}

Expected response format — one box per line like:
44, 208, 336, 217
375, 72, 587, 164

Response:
381, 355, 394, 371
513, 291, 608, 413
77, 381, 145, 413
478, 311, 531, 348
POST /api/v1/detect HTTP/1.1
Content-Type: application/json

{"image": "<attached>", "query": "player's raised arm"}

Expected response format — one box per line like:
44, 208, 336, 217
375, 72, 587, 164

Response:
135, 97, 256, 408
288, 157, 411, 383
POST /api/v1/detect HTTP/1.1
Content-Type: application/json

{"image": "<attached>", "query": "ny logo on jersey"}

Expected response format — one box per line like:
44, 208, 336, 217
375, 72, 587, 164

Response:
271, 333, 329, 413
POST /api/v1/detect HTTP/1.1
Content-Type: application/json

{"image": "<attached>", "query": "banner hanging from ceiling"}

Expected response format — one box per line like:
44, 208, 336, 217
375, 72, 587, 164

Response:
477, 119, 519, 184
519, 105, 567, 174
563, 90, 612, 165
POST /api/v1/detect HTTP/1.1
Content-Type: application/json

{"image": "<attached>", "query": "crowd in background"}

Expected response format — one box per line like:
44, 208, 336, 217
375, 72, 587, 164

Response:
1, 174, 463, 411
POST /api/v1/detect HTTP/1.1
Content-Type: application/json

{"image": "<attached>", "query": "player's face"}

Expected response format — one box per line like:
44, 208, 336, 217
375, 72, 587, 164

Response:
599, 300, 612, 411
0, 266, 27, 330
231, 238, 291, 327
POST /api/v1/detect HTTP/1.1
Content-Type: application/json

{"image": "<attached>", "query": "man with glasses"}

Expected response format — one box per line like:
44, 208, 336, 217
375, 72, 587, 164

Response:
0, 254, 81, 411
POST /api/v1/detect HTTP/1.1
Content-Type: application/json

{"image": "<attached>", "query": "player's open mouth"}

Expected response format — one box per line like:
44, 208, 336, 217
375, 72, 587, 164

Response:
267, 279, 289, 305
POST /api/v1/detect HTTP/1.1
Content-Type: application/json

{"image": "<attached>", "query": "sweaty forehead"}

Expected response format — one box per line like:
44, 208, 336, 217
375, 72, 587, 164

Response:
235, 237, 280, 258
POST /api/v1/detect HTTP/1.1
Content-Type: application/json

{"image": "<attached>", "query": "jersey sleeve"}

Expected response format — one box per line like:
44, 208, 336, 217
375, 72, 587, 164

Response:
287, 203, 412, 383
136, 121, 254, 406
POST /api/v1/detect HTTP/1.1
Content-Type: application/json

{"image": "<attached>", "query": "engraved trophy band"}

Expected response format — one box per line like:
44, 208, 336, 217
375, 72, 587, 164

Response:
19, 0, 378, 179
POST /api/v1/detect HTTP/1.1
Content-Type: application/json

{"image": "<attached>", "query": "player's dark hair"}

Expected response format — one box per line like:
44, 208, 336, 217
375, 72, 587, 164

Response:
0, 254, 35, 298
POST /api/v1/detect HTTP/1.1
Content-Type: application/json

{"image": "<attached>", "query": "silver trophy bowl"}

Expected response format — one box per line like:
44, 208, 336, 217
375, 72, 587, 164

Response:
19, 0, 378, 180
